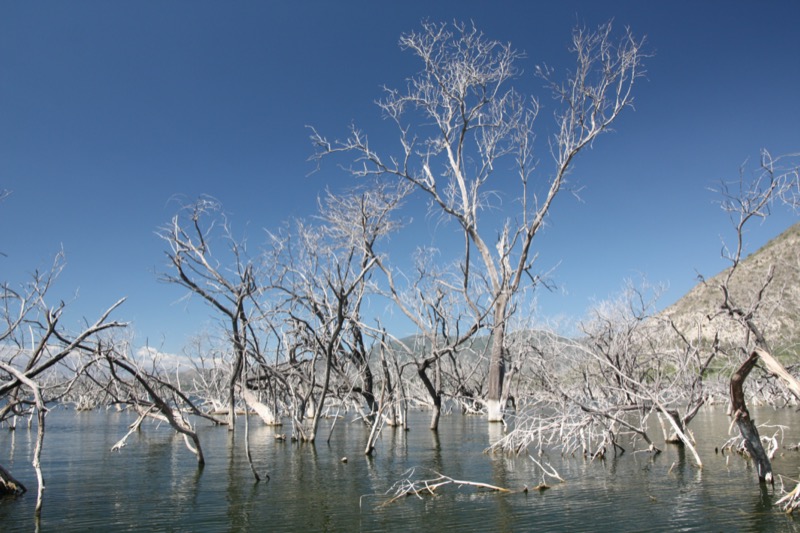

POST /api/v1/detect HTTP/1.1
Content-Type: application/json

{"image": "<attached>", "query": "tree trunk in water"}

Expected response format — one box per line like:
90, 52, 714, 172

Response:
730, 352, 772, 483
306, 351, 334, 443
226, 386, 237, 431
360, 363, 378, 423
417, 363, 441, 431
664, 409, 686, 444
486, 299, 507, 422
227, 335, 245, 432
430, 396, 441, 431
354, 328, 379, 421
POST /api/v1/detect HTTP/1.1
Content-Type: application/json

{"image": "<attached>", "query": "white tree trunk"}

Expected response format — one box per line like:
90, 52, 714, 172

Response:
242, 388, 280, 426
486, 398, 503, 423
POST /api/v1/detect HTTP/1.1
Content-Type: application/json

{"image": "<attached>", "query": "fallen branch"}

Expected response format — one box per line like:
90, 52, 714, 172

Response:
111, 406, 154, 452
777, 478, 800, 514
753, 347, 800, 400
529, 455, 565, 483
381, 468, 511, 506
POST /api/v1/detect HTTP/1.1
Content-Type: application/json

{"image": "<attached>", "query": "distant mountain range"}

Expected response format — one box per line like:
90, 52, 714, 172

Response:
663, 222, 800, 351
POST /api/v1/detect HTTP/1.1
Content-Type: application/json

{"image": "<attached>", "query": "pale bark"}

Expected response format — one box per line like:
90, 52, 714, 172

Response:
108, 356, 205, 466
0, 362, 47, 515
159, 198, 258, 435
241, 387, 279, 426
111, 406, 153, 452
752, 346, 800, 400
485, 399, 503, 423
383, 469, 511, 506
364, 378, 389, 455
487, 297, 508, 422
310, 21, 644, 425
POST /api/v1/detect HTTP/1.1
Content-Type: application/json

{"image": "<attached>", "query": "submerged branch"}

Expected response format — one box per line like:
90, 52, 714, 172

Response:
380, 468, 512, 506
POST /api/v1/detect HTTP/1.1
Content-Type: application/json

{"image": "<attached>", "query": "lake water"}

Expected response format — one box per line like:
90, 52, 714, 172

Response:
2, 407, 800, 531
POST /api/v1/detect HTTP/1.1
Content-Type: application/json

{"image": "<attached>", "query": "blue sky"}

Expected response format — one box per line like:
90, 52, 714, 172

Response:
2, 1, 798, 354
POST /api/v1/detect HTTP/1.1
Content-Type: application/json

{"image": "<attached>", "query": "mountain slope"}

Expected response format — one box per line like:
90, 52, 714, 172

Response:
663, 222, 800, 350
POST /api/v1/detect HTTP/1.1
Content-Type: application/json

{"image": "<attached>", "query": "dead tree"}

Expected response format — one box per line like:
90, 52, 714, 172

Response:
493, 282, 705, 464
708, 150, 800, 483
0, 251, 125, 515
316, 184, 408, 423
159, 196, 261, 433
179, 333, 237, 415
98, 340, 210, 466
368, 241, 485, 431
265, 185, 403, 441
311, 20, 645, 422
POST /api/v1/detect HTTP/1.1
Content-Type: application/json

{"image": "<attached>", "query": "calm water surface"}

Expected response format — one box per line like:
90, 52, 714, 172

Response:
2, 407, 800, 532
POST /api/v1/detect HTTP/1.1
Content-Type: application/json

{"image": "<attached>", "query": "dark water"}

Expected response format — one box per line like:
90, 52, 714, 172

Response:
2, 407, 800, 532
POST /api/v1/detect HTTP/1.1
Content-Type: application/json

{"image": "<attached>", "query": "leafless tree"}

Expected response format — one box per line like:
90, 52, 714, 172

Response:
316, 183, 409, 421
0, 251, 125, 517
311, 20, 645, 421
159, 196, 262, 433
704, 151, 800, 484
372, 247, 484, 430
93, 337, 216, 466
178, 333, 236, 415
492, 281, 708, 468
264, 184, 405, 441
267, 221, 364, 442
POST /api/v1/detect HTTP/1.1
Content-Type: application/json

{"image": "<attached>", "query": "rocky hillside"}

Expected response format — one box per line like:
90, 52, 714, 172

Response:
663, 222, 800, 351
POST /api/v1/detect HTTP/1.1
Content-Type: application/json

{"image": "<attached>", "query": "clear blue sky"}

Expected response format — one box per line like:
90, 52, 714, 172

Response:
2, 1, 798, 354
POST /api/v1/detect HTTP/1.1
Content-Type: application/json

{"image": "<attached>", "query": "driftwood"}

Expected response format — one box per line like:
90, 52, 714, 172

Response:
380, 468, 512, 506
777, 478, 800, 514
529, 455, 565, 484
